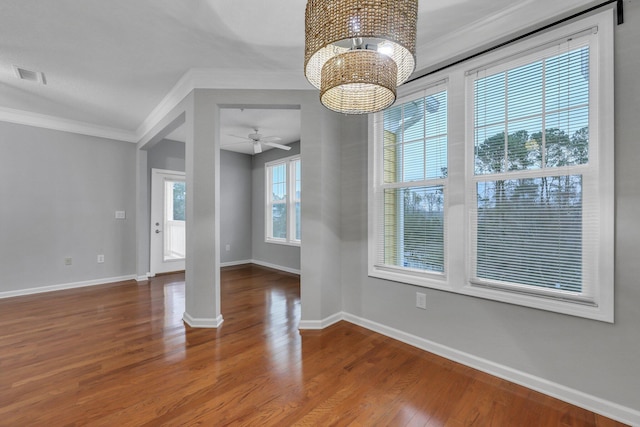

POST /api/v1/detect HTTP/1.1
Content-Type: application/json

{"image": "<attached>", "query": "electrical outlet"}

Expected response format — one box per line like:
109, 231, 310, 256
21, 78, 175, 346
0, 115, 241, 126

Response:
64, 257, 72, 266
225, 244, 230, 252
416, 292, 427, 309
97, 254, 105, 263
115, 211, 126, 219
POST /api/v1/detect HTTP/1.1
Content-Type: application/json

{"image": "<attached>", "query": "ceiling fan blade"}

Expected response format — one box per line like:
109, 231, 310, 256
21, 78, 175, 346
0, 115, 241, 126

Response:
263, 141, 291, 151
259, 136, 282, 142
253, 141, 262, 154
228, 134, 252, 141
221, 143, 250, 148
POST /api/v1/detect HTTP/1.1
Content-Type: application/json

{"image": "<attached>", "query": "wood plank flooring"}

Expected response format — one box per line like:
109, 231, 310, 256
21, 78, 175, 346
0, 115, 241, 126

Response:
0, 264, 628, 426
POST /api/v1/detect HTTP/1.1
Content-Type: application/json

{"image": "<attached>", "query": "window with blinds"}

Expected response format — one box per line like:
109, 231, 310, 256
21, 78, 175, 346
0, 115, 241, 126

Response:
469, 36, 595, 299
369, 9, 613, 322
377, 88, 448, 273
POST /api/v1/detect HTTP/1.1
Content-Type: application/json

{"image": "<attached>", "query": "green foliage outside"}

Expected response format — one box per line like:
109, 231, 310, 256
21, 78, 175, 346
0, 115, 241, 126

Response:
173, 182, 186, 221
399, 185, 445, 272
272, 195, 287, 239
475, 126, 587, 292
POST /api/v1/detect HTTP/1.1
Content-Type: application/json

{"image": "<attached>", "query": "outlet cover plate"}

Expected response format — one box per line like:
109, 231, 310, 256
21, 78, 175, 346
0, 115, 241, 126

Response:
416, 292, 427, 309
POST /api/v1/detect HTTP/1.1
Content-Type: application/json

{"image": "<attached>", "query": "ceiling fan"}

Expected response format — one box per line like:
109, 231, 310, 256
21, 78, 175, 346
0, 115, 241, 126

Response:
225, 128, 292, 154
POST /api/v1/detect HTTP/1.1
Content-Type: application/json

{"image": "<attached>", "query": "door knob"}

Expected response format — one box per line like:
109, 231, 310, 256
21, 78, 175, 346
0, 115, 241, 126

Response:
155, 229, 161, 234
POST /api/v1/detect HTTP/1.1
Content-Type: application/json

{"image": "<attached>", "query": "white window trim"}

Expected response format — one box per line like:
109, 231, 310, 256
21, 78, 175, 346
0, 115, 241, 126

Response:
265, 154, 301, 246
368, 9, 614, 322
368, 81, 451, 292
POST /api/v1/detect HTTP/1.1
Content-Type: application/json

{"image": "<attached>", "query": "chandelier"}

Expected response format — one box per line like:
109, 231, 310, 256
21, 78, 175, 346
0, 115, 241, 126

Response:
304, 0, 418, 115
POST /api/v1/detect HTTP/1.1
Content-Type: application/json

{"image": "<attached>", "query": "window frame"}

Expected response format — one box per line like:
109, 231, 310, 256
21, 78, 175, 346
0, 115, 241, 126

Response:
368, 9, 614, 322
369, 83, 451, 290
265, 154, 301, 246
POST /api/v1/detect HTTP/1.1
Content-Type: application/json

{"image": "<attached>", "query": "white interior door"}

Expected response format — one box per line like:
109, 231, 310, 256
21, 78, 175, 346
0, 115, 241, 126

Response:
150, 169, 186, 275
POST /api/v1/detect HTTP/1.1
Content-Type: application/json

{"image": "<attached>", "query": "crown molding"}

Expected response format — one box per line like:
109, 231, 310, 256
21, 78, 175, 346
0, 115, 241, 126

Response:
0, 68, 312, 144
135, 68, 311, 143
135, 68, 198, 143
415, 0, 598, 72
1, 1, 597, 144
0, 106, 138, 143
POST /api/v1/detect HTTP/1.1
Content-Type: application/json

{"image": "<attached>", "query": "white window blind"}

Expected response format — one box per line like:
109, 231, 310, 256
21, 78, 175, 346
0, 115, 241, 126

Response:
376, 88, 448, 274
469, 36, 597, 300
369, 9, 613, 321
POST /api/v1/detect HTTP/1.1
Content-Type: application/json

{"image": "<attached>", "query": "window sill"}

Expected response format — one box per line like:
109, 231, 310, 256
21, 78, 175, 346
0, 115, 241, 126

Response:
369, 265, 449, 291
461, 282, 613, 323
369, 264, 613, 322
265, 238, 301, 247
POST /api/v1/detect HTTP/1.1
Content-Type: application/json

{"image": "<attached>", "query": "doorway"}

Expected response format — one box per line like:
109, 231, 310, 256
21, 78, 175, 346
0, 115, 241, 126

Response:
150, 168, 186, 275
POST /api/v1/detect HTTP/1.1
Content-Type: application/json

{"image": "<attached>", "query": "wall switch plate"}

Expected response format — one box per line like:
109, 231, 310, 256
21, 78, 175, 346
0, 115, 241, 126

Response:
97, 254, 105, 263
115, 211, 126, 219
64, 257, 72, 266
416, 292, 427, 309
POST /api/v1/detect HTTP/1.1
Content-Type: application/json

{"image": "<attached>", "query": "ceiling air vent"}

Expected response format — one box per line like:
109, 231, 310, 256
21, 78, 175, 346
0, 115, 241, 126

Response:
12, 65, 47, 85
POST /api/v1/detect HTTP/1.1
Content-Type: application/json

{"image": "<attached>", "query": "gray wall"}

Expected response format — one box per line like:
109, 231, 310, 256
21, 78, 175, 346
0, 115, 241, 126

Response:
144, 136, 304, 273
0, 121, 136, 293
340, 3, 640, 412
146, 139, 252, 265
251, 141, 301, 271
220, 150, 252, 263
300, 110, 343, 323
148, 139, 186, 172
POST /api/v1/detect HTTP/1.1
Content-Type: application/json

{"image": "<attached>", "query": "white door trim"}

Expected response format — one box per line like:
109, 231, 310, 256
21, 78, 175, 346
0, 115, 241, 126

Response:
150, 168, 186, 275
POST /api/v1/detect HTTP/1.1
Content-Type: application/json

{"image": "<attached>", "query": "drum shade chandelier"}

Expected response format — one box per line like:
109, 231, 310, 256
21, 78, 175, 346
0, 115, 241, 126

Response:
304, 0, 418, 114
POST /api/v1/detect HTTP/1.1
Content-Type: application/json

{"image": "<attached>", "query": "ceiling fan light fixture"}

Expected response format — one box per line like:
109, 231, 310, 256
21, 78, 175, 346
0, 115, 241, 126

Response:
253, 141, 263, 154
304, 0, 418, 114
248, 129, 262, 141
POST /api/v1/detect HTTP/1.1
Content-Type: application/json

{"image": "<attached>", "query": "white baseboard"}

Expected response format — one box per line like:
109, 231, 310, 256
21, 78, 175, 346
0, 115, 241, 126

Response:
250, 259, 300, 275
298, 312, 343, 330
182, 312, 224, 328
138, 259, 297, 277
220, 259, 252, 268
0, 275, 137, 299
340, 312, 639, 426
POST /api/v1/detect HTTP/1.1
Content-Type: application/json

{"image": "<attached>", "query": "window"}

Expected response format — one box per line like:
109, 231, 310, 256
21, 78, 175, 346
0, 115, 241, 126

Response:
372, 86, 448, 276
163, 178, 186, 260
266, 155, 301, 245
470, 41, 591, 294
172, 182, 186, 221
370, 10, 614, 321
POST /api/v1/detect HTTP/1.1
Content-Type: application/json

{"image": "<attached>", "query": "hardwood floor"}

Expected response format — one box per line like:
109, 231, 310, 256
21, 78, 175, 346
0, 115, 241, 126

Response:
0, 265, 627, 426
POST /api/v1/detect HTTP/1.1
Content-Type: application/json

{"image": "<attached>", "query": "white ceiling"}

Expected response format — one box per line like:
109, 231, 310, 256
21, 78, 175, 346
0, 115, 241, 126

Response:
0, 0, 600, 147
